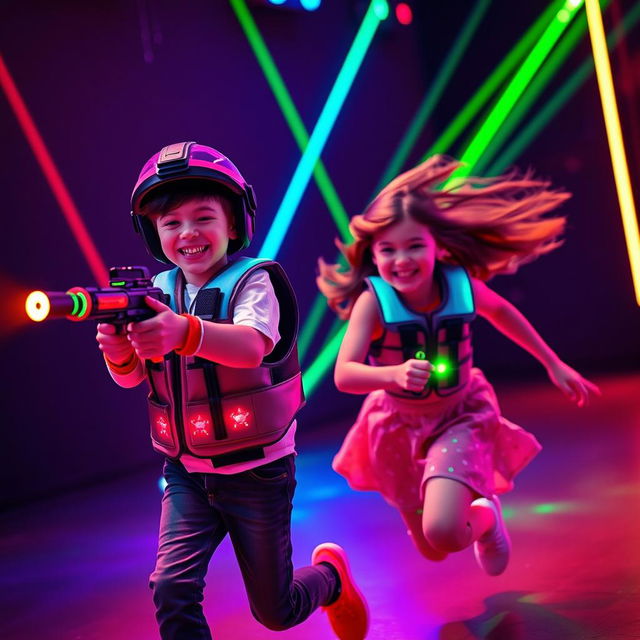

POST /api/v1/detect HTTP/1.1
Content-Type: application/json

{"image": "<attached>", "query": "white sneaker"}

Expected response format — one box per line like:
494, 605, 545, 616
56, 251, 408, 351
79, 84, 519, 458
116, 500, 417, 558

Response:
472, 495, 511, 576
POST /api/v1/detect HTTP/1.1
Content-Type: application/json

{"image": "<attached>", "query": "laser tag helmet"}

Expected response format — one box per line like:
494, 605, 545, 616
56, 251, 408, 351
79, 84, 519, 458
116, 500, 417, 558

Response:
130, 141, 257, 263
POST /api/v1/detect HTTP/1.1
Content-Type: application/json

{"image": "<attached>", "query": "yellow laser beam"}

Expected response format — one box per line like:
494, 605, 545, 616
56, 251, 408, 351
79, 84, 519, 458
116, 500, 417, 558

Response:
585, 0, 640, 305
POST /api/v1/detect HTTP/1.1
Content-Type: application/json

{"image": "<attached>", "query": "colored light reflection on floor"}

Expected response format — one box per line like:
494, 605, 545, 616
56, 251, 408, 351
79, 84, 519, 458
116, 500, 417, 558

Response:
532, 502, 563, 514
2, 374, 640, 639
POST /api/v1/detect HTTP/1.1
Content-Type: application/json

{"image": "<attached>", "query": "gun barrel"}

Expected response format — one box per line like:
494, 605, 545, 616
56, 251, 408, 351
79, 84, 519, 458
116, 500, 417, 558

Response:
26, 281, 166, 325
26, 287, 133, 322
26, 290, 70, 322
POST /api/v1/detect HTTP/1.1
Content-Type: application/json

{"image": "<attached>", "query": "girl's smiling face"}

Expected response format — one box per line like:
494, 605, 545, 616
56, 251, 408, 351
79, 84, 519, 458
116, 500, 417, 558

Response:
153, 196, 237, 286
371, 217, 439, 309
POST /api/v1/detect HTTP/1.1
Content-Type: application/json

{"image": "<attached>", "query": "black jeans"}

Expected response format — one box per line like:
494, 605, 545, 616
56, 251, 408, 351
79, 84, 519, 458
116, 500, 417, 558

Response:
149, 455, 338, 639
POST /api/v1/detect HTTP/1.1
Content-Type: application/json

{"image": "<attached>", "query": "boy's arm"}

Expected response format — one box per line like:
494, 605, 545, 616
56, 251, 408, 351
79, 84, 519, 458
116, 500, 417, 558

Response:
472, 278, 600, 406
97, 323, 146, 388
127, 270, 279, 368
106, 356, 146, 388
194, 268, 278, 366
195, 322, 269, 367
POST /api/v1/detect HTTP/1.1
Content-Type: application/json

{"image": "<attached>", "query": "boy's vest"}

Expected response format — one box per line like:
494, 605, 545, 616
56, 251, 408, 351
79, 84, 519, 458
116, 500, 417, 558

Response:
366, 263, 476, 399
146, 257, 304, 467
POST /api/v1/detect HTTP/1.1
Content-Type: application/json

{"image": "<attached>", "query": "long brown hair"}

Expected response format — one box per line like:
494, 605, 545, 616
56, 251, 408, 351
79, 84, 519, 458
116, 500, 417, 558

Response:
317, 155, 570, 319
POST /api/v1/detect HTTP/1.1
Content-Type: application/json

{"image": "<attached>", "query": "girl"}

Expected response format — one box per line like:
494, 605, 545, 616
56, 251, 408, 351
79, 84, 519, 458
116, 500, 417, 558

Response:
317, 156, 599, 575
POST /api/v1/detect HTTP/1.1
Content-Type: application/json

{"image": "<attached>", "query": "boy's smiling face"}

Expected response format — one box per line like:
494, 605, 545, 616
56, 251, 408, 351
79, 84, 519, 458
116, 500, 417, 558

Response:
152, 196, 237, 286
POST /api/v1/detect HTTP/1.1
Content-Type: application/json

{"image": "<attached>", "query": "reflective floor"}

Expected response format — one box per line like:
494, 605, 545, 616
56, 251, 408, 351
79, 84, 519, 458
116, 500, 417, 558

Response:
2, 373, 639, 640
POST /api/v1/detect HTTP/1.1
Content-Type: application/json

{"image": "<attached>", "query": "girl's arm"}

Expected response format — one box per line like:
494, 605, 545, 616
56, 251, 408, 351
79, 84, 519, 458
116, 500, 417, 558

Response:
472, 278, 600, 406
335, 290, 433, 394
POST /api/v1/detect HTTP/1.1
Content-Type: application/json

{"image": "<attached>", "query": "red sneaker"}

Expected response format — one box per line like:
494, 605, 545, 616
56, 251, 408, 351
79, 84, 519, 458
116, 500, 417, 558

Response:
311, 543, 369, 640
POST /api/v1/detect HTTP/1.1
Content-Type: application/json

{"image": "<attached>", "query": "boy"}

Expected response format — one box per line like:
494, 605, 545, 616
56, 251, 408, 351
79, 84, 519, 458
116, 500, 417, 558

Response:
96, 142, 368, 639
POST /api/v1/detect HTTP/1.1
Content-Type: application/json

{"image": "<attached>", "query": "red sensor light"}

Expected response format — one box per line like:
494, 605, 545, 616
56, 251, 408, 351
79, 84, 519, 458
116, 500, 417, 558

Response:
395, 2, 413, 26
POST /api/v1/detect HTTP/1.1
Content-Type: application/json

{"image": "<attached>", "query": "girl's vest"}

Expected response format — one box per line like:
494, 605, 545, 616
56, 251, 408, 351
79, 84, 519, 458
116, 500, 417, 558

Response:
366, 263, 476, 399
146, 257, 304, 467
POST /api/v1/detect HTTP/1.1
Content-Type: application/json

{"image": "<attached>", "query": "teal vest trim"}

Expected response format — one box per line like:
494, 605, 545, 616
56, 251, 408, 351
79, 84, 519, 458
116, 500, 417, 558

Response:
365, 263, 476, 398
153, 257, 271, 317
433, 264, 475, 322
153, 268, 179, 311
367, 263, 475, 328
146, 257, 304, 462
204, 257, 270, 319
366, 277, 425, 328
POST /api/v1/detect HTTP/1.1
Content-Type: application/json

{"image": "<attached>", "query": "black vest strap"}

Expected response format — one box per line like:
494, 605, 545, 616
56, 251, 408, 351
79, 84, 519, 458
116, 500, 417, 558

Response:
193, 288, 221, 321
210, 447, 265, 467
398, 326, 425, 362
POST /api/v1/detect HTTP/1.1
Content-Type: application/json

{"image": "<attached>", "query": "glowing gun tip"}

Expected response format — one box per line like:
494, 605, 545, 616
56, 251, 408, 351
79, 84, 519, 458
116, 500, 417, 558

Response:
25, 290, 51, 322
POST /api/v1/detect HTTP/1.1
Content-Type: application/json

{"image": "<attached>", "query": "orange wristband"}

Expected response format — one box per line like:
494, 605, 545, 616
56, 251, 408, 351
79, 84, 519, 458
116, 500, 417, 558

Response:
176, 314, 203, 356
104, 351, 139, 375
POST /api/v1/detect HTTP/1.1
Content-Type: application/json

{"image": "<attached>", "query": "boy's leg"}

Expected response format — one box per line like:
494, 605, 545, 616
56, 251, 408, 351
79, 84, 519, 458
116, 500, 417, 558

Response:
311, 542, 370, 640
215, 455, 338, 630
150, 459, 228, 640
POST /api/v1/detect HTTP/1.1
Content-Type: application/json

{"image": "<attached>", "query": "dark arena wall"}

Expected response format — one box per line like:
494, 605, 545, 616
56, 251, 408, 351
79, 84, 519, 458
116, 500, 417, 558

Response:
1, 0, 638, 505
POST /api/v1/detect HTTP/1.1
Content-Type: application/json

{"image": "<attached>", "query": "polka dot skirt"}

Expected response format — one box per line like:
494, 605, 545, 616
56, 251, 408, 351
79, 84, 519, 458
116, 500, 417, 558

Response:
332, 368, 542, 510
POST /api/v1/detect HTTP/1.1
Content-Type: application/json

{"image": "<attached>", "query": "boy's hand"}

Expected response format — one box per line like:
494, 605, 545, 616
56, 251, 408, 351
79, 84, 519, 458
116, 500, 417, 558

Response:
547, 360, 601, 407
96, 323, 135, 364
127, 296, 189, 360
394, 358, 434, 392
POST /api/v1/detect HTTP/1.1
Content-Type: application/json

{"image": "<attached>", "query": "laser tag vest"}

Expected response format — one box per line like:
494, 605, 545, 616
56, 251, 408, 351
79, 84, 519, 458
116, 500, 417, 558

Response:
146, 257, 305, 467
366, 263, 476, 399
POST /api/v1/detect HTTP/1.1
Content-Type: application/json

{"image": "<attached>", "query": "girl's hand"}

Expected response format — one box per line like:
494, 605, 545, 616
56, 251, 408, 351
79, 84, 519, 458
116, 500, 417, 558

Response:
96, 323, 134, 364
546, 360, 601, 407
394, 359, 434, 392
126, 296, 189, 360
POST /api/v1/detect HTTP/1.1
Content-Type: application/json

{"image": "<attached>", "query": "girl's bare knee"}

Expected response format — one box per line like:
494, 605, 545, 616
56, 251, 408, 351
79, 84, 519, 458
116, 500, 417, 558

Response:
422, 477, 475, 552
423, 518, 471, 552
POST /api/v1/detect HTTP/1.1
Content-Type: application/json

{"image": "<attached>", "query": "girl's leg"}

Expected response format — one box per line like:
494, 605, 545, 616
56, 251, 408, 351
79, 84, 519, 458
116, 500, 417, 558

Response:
399, 508, 448, 561
421, 477, 495, 553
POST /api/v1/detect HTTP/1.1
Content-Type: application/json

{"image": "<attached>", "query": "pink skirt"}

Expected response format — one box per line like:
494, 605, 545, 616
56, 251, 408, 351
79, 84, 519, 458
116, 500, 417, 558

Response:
333, 369, 541, 510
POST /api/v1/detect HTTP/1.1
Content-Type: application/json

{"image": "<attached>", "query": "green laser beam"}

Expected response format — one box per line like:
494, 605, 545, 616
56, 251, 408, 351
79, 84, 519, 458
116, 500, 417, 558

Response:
259, 0, 388, 259
486, 0, 640, 175
319, 314, 346, 354
230, 0, 360, 359
298, 295, 329, 363
375, 0, 491, 193
302, 322, 347, 396
452, 0, 585, 181
301, 1, 593, 396
473, 0, 613, 176
229, 0, 352, 243
301, 1, 570, 388
301, 1, 563, 382
423, 0, 565, 160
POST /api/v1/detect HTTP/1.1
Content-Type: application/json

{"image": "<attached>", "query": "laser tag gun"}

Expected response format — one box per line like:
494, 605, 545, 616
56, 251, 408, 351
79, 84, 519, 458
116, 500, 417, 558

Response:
25, 266, 169, 329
